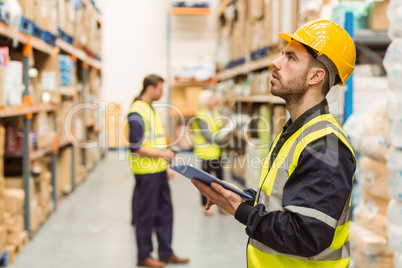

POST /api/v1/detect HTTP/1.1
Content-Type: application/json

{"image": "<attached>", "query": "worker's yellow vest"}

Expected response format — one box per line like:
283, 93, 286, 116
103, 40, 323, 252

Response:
248, 113, 355, 268
127, 100, 168, 174
192, 109, 224, 160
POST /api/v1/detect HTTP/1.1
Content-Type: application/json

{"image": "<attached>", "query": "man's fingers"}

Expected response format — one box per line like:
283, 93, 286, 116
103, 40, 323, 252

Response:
211, 182, 232, 198
211, 182, 243, 202
192, 179, 214, 199
205, 199, 215, 210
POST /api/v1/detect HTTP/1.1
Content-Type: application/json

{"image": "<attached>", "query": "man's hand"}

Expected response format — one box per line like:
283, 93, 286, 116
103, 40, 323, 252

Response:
160, 149, 175, 162
167, 167, 176, 180
192, 179, 243, 215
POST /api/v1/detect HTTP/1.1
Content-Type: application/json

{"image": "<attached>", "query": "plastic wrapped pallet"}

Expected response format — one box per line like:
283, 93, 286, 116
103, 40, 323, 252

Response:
363, 103, 389, 140
384, 1, 402, 266
361, 137, 389, 162
354, 201, 388, 238
350, 222, 393, 257
350, 222, 394, 268
387, 199, 402, 253
359, 156, 390, 202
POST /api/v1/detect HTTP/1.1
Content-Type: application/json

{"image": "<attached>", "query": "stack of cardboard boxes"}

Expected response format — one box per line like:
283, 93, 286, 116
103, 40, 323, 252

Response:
17, 0, 58, 35
4, 159, 53, 237
352, 103, 394, 267
32, 112, 56, 150
33, 53, 60, 105
3, 178, 26, 259
16, 0, 102, 57
30, 159, 53, 232
248, 71, 272, 95
218, 0, 298, 68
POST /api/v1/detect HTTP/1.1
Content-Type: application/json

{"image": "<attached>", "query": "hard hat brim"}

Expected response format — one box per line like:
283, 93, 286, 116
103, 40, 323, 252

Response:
279, 32, 309, 49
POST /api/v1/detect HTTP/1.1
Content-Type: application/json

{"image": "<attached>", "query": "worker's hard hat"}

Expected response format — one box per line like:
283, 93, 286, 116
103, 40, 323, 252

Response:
279, 19, 356, 86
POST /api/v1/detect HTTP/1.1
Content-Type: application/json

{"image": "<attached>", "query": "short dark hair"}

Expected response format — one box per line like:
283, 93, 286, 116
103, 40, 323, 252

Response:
134, 74, 164, 102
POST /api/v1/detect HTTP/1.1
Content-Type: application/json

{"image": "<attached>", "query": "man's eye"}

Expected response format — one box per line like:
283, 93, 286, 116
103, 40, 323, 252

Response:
288, 56, 294, 60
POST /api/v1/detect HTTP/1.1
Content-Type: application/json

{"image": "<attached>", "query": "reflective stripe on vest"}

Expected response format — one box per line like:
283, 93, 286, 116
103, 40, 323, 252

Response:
127, 100, 168, 174
248, 113, 355, 268
192, 109, 223, 160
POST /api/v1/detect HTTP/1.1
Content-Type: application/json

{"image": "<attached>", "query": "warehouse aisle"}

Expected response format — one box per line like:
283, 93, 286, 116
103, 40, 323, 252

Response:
9, 151, 247, 268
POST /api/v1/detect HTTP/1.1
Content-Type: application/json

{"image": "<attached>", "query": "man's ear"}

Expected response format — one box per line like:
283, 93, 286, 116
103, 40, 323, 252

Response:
308, 68, 326, 86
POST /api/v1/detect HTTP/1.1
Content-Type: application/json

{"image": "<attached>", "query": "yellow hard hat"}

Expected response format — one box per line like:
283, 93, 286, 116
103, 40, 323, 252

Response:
279, 19, 356, 86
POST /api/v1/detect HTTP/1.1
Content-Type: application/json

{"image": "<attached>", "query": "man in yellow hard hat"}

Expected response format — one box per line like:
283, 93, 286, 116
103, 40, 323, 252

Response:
192, 19, 356, 268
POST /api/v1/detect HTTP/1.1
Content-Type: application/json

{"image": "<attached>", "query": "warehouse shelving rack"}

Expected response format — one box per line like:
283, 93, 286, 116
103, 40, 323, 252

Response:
0, 10, 102, 236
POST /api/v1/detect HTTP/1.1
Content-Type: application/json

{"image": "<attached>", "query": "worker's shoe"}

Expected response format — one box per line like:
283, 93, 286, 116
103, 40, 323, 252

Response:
137, 257, 165, 267
161, 255, 190, 264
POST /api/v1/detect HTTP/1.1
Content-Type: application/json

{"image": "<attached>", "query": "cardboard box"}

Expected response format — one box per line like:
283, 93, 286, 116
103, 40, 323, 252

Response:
32, 112, 50, 150
64, 0, 74, 36
0, 178, 4, 196
106, 104, 128, 149
354, 202, 387, 238
17, 0, 35, 20
184, 87, 203, 114
4, 189, 25, 215
37, 0, 58, 34
249, 0, 264, 21
171, 88, 186, 112
361, 136, 388, 162
368, 0, 390, 31
350, 222, 394, 268
0, 200, 5, 223
0, 224, 6, 256
360, 156, 389, 201
4, 214, 24, 234
57, 146, 72, 195
5, 177, 23, 189
33, 53, 60, 104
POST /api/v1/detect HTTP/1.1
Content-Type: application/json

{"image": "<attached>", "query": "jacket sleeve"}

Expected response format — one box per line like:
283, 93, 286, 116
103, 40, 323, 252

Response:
234, 134, 355, 257
127, 112, 144, 153
196, 118, 227, 146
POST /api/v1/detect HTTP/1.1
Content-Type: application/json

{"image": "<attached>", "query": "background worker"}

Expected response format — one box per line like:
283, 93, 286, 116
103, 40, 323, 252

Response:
192, 90, 229, 216
127, 74, 189, 267
192, 19, 356, 267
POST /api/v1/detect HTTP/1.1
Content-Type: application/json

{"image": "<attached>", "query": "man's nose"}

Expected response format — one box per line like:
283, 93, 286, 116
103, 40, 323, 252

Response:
271, 57, 281, 70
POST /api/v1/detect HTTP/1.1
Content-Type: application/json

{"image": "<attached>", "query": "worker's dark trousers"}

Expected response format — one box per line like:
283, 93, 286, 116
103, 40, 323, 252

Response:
132, 171, 174, 261
201, 158, 223, 206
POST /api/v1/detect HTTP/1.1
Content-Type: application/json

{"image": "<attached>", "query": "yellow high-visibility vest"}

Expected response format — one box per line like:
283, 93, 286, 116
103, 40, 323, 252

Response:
192, 109, 224, 160
127, 100, 168, 174
248, 113, 355, 268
